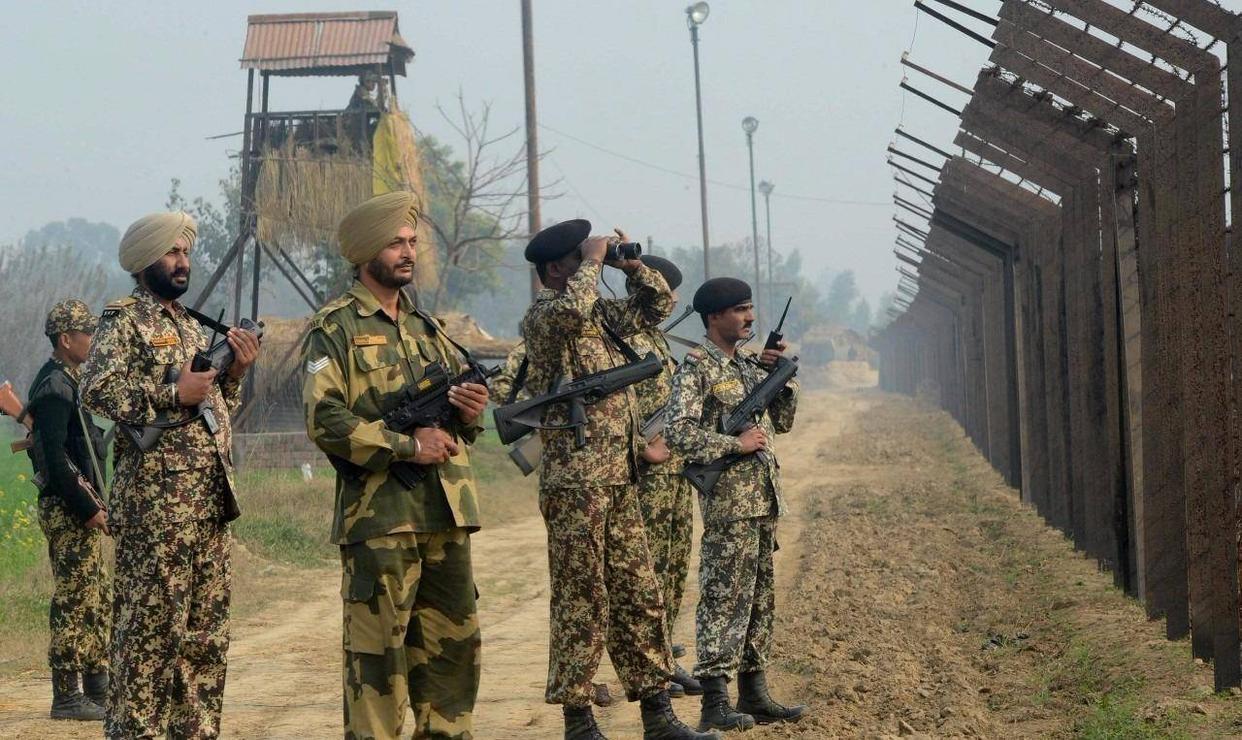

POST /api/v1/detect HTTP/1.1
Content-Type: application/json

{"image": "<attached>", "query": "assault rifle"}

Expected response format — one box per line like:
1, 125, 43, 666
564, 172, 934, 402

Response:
331, 359, 499, 489
118, 316, 264, 452
493, 352, 662, 448
504, 308, 689, 474
507, 405, 666, 476
681, 355, 798, 496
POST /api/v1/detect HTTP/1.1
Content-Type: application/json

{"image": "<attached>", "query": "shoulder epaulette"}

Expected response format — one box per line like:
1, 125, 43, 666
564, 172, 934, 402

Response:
684, 347, 706, 365
102, 296, 137, 316
310, 293, 356, 330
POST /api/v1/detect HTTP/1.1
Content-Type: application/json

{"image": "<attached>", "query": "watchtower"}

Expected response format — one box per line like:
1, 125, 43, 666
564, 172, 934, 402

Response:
193, 11, 432, 331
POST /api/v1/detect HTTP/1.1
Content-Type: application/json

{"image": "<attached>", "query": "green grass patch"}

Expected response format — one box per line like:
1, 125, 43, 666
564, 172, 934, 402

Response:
231, 467, 337, 566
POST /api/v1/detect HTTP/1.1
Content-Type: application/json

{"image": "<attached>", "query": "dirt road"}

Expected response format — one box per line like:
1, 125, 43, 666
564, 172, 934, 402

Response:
2, 389, 1236, 738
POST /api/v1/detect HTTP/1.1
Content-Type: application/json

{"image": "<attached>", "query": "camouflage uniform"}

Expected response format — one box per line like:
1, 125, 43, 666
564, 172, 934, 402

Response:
521, 260, 675, 707
80, 285, 242, 739
664, 340, 798, 679
302, 281, 482, 740
27, 353, 111, 677
488, 341, 527, 406
627, 326, 694, 639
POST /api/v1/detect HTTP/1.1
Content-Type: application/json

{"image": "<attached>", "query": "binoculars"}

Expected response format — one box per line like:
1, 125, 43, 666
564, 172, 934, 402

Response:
604, 241, 643, 261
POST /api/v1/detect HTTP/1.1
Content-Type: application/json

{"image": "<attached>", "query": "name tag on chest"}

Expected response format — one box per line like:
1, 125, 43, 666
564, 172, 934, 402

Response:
150, 333, 180, 348
710, 379, 743, 396
352, 335, 389, 347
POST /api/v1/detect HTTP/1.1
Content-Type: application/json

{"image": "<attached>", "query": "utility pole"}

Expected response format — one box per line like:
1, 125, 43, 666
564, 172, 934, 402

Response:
521, 0, 541, 299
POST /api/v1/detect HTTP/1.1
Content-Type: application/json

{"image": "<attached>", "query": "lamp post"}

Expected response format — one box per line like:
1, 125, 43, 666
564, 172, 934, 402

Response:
743, 115, 761, 332
686, 2, 711, 278
758, 179, 774, 320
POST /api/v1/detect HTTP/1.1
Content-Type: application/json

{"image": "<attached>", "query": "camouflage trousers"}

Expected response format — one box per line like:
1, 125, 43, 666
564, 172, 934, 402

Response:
540, 483, 673, 707
340, 527, 479, 740
107, 518, 231, 740
694, 515, 776, 679
637, 472, 694, 636
37, 495, 111, 672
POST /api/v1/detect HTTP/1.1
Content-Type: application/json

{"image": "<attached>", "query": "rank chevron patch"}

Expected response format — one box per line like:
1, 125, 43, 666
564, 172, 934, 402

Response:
306, 356, 330, 374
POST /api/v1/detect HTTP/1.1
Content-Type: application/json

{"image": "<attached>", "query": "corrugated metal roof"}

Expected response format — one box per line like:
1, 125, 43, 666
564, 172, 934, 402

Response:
240, 12, 414, 76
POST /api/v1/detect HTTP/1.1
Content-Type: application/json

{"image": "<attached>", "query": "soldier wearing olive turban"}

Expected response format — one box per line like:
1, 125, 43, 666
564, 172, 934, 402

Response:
301, 192, 490, 740
80, 211, 261, 739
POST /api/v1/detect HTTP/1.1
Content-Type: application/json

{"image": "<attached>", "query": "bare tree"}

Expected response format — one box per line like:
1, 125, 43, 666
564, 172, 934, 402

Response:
418, 93, 557, 311
0, 244, 109, 394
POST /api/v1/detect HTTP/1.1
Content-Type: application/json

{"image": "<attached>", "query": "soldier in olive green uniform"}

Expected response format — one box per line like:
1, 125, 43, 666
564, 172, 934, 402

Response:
521, 220, 716, 740
81, 212, 261, 739
302, 192, 490, 740
665, 278, 805, 731
28, 299, 110, 722
626, 256, 700, 698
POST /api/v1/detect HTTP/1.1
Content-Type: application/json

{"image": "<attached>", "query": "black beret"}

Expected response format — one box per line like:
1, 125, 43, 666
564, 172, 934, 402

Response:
693, 277, 752, 315
524, 219, 591, 264
640, 255, 682, 290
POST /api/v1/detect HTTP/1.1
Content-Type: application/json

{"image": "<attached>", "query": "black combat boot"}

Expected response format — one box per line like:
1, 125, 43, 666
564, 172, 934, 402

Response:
673, 664, 703, 695
640, 690, 721, 739
564, 704, 607, 740
736, 670, 806, 724
697, 676, 754, 732
83, 669, 109, 708
50, 669, 104, 721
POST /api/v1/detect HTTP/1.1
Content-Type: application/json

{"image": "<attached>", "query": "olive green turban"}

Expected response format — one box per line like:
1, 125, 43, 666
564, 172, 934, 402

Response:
118, 211, 197, 274
338, 191, 419, 265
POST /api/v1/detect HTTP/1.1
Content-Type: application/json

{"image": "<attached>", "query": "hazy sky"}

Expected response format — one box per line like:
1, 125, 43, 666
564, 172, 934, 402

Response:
0, 1, 993, 304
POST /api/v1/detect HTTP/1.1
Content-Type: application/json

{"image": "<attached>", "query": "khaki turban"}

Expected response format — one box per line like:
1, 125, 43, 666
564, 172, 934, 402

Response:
118, 211, 198, 273
338, 191, 419, 265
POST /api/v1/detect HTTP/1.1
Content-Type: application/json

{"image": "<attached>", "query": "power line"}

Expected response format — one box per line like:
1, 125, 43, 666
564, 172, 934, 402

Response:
538, 123, 889, 207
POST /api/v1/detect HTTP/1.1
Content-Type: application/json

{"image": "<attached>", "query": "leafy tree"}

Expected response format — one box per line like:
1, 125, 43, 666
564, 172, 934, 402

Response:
21, 218, 119, 265
823, 270, 859, 326
850, 298, 872, 334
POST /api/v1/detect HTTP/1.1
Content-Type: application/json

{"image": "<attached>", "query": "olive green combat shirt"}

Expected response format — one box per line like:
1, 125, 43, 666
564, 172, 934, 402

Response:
302, 281, 482, 545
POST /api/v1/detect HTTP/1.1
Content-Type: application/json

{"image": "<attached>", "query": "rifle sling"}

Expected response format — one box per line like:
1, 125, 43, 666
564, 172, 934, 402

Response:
506, 356, 529, 407
413, 308, 480, 368
184, 306, 234, 336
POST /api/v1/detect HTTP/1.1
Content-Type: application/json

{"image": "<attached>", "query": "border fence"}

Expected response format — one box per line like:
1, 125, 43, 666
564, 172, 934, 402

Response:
874, 0, 1242, 690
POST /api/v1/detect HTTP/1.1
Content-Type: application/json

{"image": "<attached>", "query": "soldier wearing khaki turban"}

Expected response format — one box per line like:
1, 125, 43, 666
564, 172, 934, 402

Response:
80, 211, 261, 738
302, 191, 491, 739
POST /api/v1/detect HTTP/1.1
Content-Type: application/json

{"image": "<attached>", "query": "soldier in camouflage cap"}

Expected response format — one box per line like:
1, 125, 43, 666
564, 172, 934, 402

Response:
665, 278, 805, 730
80, 212, 261, 739
302, 192, 490, 740
28, 298, 110, 722
521, 220, 717, 740
45, 298, 100, 338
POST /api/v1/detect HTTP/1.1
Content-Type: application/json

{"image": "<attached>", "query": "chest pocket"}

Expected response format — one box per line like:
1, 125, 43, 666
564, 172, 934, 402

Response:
352, 345, 404, 377
570, 332, 613, 378
147, 345, 185, 379
708, 376, 747, 408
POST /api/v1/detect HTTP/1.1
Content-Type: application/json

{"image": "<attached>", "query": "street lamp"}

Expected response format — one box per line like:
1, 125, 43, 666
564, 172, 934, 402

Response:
758, 179, 774, 320
686, 2, 711, 278
743, 116, 762, 333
